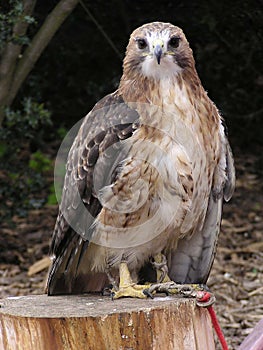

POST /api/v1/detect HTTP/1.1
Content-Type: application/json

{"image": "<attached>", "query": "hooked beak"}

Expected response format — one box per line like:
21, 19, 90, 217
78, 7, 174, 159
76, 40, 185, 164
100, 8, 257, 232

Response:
153, 39, 164, 65
154, 45, 162, 65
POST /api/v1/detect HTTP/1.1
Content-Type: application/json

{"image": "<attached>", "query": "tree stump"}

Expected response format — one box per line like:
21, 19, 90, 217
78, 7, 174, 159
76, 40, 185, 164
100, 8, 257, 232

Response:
0, 294, 215, 350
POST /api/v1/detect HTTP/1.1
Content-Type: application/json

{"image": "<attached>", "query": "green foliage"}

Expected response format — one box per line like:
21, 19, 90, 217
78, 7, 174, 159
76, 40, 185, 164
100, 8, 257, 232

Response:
29, 150, 52, 173
0, 98, 53, 221
0, 0, 36, 53
47, 184, 58, 205
1, 97, 51, 143
57, 126, 68, 139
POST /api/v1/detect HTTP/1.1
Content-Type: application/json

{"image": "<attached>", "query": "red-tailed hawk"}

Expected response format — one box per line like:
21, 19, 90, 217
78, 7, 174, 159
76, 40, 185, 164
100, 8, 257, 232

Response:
47, 22, 235, 298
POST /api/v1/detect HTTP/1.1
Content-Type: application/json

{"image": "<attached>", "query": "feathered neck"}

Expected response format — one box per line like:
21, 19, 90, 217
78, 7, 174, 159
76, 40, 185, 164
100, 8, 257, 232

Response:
118, 67, 202, 107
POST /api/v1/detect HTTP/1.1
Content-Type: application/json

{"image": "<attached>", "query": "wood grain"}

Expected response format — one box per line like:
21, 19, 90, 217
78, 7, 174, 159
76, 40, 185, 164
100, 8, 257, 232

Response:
0, 294, 215, 350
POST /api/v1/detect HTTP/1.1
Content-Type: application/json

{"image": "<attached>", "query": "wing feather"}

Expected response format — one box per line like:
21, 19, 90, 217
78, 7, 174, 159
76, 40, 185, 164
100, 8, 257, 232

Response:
47, 91, 139, 294
168, 133, 235, 284
224, 141, 235, 201
168, 194, 222, 283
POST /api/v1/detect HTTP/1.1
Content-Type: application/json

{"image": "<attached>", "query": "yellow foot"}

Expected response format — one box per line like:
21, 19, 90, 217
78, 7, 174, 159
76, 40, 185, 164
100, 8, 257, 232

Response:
112, 283, 151, 299
112, 261, 152, 299
147, 282, 206, 296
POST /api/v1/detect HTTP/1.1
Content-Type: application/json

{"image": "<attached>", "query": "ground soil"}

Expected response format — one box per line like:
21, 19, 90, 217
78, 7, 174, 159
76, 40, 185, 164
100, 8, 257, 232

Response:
1, 146, 262, 350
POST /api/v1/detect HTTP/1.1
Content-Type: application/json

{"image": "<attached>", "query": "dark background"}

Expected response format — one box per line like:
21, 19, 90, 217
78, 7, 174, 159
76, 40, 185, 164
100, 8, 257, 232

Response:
1, 0, 263, 220
23, 0, 263, 145
1, 4, 263, 348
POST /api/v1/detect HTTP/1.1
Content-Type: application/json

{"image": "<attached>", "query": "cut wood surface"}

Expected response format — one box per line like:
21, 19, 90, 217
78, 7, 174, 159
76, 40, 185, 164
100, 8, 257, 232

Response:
0, 294, 215, 350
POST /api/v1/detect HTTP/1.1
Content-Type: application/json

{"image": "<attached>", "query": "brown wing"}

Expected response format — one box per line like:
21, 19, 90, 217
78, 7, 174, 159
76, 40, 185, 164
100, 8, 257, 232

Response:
47, 91, 140, 294
167, 130, 235, 284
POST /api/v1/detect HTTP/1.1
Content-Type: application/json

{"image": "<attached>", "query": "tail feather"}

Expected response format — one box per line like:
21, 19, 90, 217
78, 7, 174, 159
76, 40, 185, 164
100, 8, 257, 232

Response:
47, 231, 108, 295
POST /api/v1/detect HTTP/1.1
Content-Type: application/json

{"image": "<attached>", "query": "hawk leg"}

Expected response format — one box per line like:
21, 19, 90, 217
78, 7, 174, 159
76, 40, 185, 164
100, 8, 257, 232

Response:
149, 254, 203, 296
106, 268, 118, 291
151, 253, 170, 283
112, 261, 152, 299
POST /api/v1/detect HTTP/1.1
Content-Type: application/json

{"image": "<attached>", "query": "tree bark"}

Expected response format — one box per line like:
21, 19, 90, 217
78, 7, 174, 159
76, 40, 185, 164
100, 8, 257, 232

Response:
0, 0, 79, 125
0, 0, 36, 124
0, 294, 215, 350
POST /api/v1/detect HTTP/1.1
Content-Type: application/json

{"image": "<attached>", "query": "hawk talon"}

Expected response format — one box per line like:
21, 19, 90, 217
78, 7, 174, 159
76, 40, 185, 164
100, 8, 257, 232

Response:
102, 284, 113, 296
143, 289, 154, 299
199, 284, 212, 292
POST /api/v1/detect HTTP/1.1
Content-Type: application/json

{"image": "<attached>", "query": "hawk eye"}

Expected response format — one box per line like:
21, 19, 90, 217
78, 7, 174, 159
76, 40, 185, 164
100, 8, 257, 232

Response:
136, 38, 147, 49
168, 36, 180, 48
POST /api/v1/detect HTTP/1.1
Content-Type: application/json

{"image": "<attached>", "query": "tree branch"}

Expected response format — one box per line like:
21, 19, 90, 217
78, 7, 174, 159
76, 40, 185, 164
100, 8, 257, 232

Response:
0, 0, 79, 125
0, 0, 36, 125
6, 0, 80, 110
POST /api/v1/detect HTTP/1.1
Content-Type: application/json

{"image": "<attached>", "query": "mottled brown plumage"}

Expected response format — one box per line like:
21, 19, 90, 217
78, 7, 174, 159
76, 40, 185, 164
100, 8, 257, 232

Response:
47, 22, 235, 295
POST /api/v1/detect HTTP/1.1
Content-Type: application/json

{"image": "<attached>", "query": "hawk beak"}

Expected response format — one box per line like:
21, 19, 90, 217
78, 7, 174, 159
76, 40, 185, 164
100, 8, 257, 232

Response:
154, 45, 162, 65
153, 39, 164, 65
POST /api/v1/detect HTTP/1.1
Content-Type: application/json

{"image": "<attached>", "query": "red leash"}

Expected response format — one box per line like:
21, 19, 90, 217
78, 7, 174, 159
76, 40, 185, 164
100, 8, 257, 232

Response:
152, 283, 229, 349
196, 291, 229, 350
207, 305, 229, 350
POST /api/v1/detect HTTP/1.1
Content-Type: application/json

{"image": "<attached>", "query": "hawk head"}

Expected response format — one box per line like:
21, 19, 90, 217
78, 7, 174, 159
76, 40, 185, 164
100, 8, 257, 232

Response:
123, 22, 195, 80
